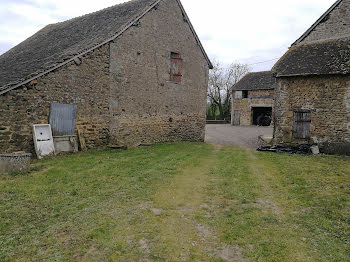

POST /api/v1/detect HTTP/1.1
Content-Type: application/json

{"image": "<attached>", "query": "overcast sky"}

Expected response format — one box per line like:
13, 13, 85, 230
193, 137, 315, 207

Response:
0, 0, 336, 71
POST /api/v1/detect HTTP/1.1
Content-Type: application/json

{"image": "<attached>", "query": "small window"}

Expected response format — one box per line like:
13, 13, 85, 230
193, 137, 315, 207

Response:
170, 52, 182, 83
242, 90, 249, 98
293, 110, 311, 139
235, 91, 243, 99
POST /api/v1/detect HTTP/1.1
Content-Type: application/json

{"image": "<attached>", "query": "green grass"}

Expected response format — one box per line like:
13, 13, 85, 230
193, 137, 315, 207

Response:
0, 143, 349, 261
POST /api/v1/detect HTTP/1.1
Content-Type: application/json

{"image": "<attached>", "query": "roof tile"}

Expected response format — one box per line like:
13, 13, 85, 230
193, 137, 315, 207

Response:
273, 37, 350, 77
232, 71, 275, 91
0, 0, 156, 88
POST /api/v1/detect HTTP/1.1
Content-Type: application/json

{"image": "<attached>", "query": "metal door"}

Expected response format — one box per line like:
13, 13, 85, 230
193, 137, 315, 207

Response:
49, 103, 77, 136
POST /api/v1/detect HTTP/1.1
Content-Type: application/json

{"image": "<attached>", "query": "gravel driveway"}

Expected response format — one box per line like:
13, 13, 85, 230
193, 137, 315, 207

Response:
205, 124, 273, 149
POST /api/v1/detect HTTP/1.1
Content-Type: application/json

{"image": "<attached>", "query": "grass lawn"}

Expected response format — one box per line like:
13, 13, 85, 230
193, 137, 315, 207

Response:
0, 142, 349, 261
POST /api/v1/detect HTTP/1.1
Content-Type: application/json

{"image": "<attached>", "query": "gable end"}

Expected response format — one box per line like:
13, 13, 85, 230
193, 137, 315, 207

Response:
293, 0, 343, 45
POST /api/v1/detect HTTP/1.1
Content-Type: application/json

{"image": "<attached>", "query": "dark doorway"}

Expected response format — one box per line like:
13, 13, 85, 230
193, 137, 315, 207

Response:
252, 107, 272, 126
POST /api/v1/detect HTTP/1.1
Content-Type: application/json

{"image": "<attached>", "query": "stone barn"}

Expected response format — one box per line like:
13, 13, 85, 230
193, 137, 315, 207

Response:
272, 0, 350, 155
231, 71, 275, 126
0, 0, 213, 154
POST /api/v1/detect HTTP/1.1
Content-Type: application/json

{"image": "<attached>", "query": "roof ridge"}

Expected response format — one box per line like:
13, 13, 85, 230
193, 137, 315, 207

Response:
50, 0, 150, 27
0, 0, 213, 96
272, 36, 350, 74
232, 71, 275, 91
0, 0, 161, 96
1, 0, 154, 56
292, 0, 343, 45
296, 35, 350, 46
246, 71, 272, 74
273, 36, 350, 77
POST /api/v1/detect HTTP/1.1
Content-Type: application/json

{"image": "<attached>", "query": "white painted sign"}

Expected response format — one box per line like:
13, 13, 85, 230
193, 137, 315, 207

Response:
33, 124, 55, 159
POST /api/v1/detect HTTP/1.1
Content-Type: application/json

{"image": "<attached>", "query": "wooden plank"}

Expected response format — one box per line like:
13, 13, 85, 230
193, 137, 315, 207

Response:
77, 129, 87, 152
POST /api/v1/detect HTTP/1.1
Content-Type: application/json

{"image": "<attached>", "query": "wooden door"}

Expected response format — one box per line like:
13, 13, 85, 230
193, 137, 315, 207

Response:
293, 110, 311, 139
233, 110, 240, 126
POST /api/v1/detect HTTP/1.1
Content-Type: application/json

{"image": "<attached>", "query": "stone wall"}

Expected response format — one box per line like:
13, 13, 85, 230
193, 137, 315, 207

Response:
232, 89, 274, 126
0, 0, 209, 153
108, 0, 208, 146
0, 45, 110, 153
301, 0, 350, 43
0, 153, 31, 174
274, 75, 350, 154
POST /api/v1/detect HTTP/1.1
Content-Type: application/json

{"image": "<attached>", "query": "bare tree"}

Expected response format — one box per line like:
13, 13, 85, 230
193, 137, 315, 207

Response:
207, 60, 250, 120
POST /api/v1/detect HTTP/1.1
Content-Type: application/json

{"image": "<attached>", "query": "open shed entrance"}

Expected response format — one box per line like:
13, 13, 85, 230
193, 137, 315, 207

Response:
252, 107, 272, 126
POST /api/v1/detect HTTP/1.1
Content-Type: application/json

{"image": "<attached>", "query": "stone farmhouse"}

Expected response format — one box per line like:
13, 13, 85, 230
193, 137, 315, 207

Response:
0, 0, 213, 153
272, 0, 350, 155
231, 71, 275, 126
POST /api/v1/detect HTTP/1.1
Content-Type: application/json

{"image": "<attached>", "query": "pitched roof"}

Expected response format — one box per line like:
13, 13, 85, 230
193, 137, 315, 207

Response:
0, 0, 213, 95
272, 37, 350, 77
0, 0, 155, 92
232, 71, 275, 91
292, 0, 343, 45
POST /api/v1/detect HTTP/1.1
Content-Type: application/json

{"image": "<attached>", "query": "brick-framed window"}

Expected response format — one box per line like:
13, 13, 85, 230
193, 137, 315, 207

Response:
293, 110, 311, 139
170, 52, 182, 83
